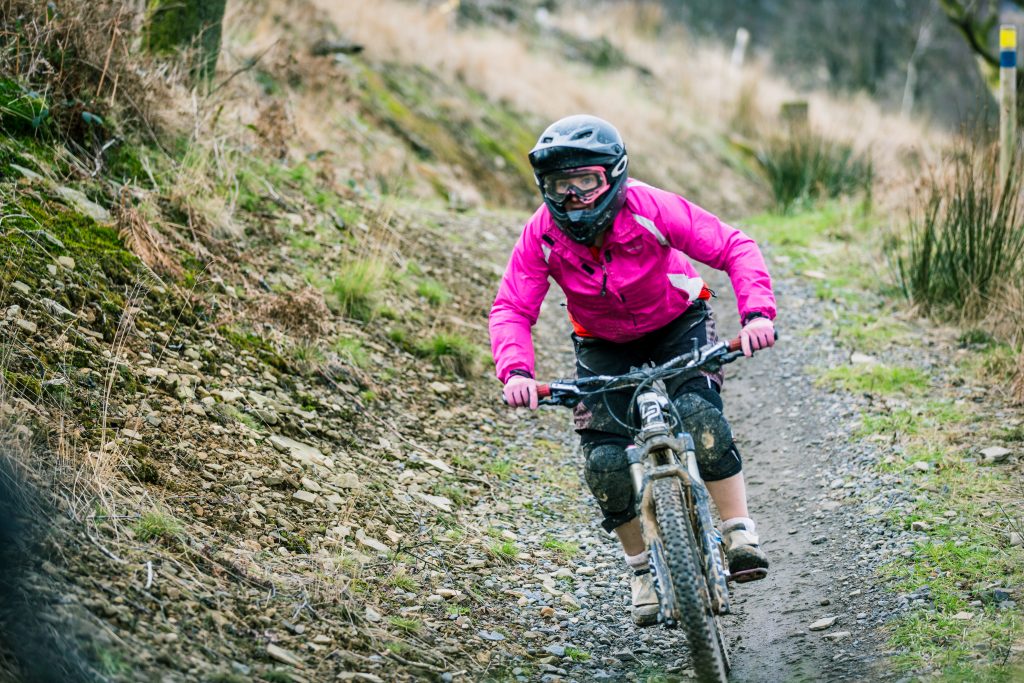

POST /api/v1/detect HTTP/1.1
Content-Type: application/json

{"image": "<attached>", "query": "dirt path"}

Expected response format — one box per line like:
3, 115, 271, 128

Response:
481, 226, 899, 681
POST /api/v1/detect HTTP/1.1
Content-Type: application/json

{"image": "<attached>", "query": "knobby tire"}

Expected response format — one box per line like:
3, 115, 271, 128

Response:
652, 478, 728, 683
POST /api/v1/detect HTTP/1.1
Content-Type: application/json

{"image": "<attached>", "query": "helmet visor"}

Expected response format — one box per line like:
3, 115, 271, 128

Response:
541, 166, 609, 205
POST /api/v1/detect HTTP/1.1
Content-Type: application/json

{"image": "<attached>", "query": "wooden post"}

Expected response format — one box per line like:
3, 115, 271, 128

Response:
731, 28, 750, 68
781, 101, 809, 134
1000, 25, 1017, 184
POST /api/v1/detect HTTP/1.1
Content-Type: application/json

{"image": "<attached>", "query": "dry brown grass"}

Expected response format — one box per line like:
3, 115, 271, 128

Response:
0, 0, 173, 147
115, 189, 183, 277
308, 0, 945, 215
255, 286, 332, 338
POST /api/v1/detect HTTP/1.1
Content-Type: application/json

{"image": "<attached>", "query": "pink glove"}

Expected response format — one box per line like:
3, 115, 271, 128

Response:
503, 375, 538, 410
739, 317, 775, 357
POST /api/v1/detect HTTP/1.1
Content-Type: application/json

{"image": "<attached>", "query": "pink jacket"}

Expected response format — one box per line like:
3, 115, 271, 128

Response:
489, 181, 776, 382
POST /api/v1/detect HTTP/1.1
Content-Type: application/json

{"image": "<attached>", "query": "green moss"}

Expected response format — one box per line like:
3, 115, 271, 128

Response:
219, 326, 290, 373
106, 143, 154, 186
221, 327, 274, 354
128, 458, 161, 485
2, 370, 43, 400
355, 62, 536, 206
278, 530, 310, 554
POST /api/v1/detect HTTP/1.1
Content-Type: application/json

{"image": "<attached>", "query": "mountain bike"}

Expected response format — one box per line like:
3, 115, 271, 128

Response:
536, 337, 766, 683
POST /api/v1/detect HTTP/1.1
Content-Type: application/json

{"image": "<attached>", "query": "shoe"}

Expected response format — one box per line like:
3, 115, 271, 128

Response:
631, 569, 659, 626
721, 518, 769, 577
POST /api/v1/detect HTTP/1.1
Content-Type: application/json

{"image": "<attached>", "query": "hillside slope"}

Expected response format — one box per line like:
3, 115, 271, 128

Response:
5, 1, 1020, 683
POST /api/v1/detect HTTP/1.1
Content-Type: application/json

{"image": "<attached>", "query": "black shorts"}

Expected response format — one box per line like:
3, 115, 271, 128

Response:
571, 300, 723, 437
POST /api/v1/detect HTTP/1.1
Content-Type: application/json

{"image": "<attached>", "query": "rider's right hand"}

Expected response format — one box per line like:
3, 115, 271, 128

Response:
503, 375, 539, 410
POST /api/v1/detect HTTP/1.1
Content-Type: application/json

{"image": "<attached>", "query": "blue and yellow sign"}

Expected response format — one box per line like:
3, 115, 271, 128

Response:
1001, 26, 1017, 68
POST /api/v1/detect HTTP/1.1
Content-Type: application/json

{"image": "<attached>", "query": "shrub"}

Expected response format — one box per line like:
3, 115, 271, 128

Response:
330, 258, 388, 321
895, 142, 1024, 316
756, 131, 873, 211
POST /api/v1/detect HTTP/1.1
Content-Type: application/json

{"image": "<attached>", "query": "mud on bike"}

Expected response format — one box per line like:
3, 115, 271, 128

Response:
535, 337, 767, 683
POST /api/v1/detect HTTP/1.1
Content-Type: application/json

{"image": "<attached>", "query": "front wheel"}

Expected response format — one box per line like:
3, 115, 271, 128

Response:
650, 478, 729, 683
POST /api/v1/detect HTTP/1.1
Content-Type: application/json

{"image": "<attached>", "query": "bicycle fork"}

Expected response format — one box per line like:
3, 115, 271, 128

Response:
627, 391, 732, 616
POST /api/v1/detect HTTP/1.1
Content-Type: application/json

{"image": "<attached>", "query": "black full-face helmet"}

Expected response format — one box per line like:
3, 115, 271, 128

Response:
528, 114, 629, 246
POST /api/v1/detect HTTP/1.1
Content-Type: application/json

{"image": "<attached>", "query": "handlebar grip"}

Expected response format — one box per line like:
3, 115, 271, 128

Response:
728, 330, 779, 352
537, 384, 551, 398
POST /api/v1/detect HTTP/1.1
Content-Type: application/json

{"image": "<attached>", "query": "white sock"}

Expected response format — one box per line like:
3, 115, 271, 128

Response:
721, 516, 756, 532
624, 550, 649, 571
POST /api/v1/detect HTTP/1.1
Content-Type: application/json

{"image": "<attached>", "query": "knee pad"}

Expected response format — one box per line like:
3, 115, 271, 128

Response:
583, 443, 634, 517
672, 394, 736, 474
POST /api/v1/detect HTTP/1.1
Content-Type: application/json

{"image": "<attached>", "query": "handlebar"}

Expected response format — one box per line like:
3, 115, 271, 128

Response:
530, 333, 773, 407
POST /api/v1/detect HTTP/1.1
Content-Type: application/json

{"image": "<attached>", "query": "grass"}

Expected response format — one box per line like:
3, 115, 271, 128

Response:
287, 341, 325, 374
857, 401, 968, 442
883, 517, 1024, 677
334, 338, 369, 368
134, 509, 183, 542
416, 278, 451, 306
415, 332, 484, 378
487, 540, 518, 562
541, 536, 580, 559
330, 257, 389, 321
434, 482, 471, 507
445, 604, 470, 617
755, 131, 873, 212
834, 311, 910, 352
0, 77, 50, 134
564, 646, 591, 662
894, 140, 1024, 316
758, 186, 1024, 682
741, 201, 878, 299
483, 459, 513, 479
958, 343, 1019, 386
387, 571, 419, 592
745, 201, 869, 249
387, 616, 422, 634
841, 356, 1024, 680
818, 364, 930, 395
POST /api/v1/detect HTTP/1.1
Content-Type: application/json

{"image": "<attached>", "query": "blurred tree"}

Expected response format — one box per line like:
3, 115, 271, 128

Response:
937, 0, 1024, 122
658, 0, 992, 127
143, 0, 227, 82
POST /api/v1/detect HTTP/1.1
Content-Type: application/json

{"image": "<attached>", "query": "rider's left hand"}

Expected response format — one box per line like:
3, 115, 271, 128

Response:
503, 375, 539, 410
739, 317, 775, 357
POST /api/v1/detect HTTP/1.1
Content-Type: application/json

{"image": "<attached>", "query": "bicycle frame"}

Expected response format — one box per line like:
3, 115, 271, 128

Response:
627, 387, 732, 618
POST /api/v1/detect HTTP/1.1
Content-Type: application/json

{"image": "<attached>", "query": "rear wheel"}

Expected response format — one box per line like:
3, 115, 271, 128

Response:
651, 478, 728, 683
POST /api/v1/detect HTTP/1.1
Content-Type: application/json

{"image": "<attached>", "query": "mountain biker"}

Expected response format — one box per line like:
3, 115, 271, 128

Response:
489, 114, 776, 626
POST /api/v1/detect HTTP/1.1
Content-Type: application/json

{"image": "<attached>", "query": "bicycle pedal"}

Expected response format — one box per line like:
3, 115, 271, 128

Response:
726, 568, 768, 583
